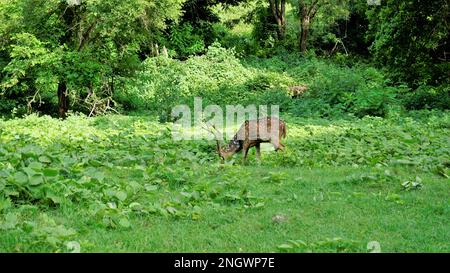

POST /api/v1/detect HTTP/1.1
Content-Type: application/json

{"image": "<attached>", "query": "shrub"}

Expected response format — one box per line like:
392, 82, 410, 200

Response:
402, 85, 450, 110
167, 23, 206, 59
350, 85, 396, 118
116, 47, 403, 120
118, 44, 297, 121
304, 64, 398, 117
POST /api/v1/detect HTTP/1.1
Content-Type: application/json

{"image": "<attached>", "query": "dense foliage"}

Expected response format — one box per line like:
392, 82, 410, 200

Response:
0, 0, 186, 117
115, 44, 404, 120
367, 0, 450, 87
1, 0, 448, 117
0, 0, 448, 253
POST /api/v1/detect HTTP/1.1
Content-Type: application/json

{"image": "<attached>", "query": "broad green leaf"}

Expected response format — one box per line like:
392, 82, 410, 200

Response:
46, 192, 63, 204
118, 218, 131, 228
38, 156, 52, 163
43, 168, 59, 177
2, 212, 19, 230
12, 172, 28, 185
29, 175, 44, 186
144, 184, 158, 191
115, 191, 127, 201
29, 162, 43, 171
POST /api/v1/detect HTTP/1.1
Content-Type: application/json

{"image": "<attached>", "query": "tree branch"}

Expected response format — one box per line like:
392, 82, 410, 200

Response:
308, 0, 320, 16
280, 0, 286, 20
77, 17, 98, 51
269, 0, 279, 20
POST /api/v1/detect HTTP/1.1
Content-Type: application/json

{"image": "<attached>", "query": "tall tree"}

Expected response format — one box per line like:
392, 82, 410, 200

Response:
367, 0, 450, 86
178, 0, 248, 45
268, 0, 286, 40
297, 0, 347, 52
298, 0, 318, 52
0, 0, 186, 117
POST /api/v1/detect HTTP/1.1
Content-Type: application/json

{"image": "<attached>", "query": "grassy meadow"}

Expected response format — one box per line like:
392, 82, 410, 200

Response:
0, 113, 448, 252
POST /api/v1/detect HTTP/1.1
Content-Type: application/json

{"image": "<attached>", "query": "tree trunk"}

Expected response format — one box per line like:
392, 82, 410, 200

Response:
274, 19, 286, 40
299, 14, 310, 53
57, 81, 69, 118
269, 0, 286, 40
298, 0, 319, 53
278, 0, 286, 40
277, 16, 286, 40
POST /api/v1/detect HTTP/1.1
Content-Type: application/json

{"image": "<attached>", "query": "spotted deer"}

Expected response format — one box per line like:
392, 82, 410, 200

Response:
208, 116, 286, 162
288, 85, 308, 98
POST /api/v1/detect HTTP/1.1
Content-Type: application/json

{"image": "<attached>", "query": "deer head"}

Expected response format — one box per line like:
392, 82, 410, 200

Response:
216, 135, 243, 160
202, 122, 242, 161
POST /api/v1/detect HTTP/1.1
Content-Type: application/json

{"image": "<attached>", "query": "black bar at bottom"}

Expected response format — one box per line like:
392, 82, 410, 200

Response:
0, 253, 446, 272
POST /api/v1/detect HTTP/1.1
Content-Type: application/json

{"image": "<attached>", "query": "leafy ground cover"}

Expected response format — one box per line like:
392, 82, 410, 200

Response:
0, 112, 449, 252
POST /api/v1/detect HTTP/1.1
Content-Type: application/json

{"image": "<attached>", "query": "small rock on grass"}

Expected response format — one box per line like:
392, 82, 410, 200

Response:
272, 214, 288, 223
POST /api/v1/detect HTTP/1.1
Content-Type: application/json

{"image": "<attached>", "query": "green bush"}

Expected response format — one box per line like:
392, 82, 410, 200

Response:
118, 44, 296, 121
167, 23, 206, 59
402, 85, 450, 110
116, 47, 402, 120
290, 98, 342, 118
0, 98, 25, 117
350, 85, 396, 118
304, 64, 397, 117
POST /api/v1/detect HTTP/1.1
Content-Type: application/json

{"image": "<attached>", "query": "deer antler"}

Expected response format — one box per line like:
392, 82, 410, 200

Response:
200, 120, 225, 159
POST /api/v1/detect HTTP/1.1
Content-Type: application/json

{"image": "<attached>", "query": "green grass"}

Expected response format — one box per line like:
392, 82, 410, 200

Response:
0, 113, 449, 252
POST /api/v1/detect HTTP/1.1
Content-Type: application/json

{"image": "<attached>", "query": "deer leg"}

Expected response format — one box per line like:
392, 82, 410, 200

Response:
243, 143, 250, 163
255, 143, 261, 160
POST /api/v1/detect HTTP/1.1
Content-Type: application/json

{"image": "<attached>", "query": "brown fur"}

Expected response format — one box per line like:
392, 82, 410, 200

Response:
217, 117, 286, 162
288, 85, 308, 98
